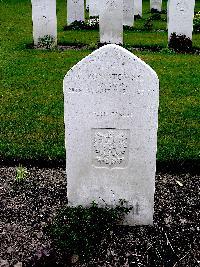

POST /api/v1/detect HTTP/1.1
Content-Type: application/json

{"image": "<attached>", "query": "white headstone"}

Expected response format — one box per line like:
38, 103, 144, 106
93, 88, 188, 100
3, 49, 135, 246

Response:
64, 44, 159, 225
134, 0, 142, 17
67, 0, 85, 25
168, 0, 195, 41
123, 0, 134, 26
99, 0, 123, 44
31, 0, 57, 46
86, 0, 90, 10
89, 0, 100, 16
166, 0, 169, 29
150, 0, 162, 12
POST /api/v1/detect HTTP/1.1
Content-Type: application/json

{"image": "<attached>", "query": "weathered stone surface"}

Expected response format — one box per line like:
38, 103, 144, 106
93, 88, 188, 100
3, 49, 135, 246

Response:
168, 0, 195, 40
64, 44, 159, 225
89, 0, 100, 17
123, 0, 134, 26
67, 0, 85, 25
134, 0, 142, 17
150, 0, 162, 12
0, 259, 9, 267
31, 0, 57, 46
99, 0, 123, 44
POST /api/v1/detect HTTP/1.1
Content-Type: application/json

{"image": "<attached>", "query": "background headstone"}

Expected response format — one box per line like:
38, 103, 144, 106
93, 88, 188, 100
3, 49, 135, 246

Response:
67, 0, 85, 25
168, 0, 195, 41
166, 0, 169, 29
99, 0, 123, 44
31, 0, 57, 46
89, 0, 100, 16
150, 0, 162, 12
123, 0, 134, 26
64, 44, 159, 225
134, 0, 142, 17
86, 0, 90, 10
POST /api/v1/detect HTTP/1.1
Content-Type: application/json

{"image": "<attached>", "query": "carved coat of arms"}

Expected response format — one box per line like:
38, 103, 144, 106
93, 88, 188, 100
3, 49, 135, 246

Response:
92, 129, 129, 168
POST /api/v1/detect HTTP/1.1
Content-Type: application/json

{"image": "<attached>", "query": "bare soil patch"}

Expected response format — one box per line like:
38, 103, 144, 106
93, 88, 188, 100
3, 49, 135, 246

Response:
0, 167, 199, 266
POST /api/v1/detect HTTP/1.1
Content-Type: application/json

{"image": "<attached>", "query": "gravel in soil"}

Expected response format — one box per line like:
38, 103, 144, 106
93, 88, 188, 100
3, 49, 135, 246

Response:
0, 167, 199, 267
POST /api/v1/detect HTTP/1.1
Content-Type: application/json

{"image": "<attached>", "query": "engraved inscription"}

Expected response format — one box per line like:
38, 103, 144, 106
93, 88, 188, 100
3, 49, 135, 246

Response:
92, 129, 130, 168
135, 202, 140, 215
176, 0, 188, 13
68, 73, 143, 94
94, 111, 134, 118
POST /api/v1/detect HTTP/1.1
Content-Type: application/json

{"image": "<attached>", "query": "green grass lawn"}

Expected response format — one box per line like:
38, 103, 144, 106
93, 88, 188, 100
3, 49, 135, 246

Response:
0, 0, 200, 164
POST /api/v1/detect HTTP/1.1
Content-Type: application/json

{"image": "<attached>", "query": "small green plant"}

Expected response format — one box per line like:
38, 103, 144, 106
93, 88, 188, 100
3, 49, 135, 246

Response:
87, 42, 98, 50
87, 17, 99, 29
151, 8, 161, 14
160, 9, 167, 14
169, 33, 192, 52
16, 164, 28, 182
63, 20, 86, 30
47, 199, 133, 263
193, 11, 200, 33
143, 18, 153, 31
123, 25, 134, 31
160, 47, 176, 54
37, 35, 56, 49
64, 18, 99, 31
151, 13, 161, 20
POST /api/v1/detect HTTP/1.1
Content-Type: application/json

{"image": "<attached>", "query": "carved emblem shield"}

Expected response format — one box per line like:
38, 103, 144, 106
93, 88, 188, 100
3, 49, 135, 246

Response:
92, 128, 130, 168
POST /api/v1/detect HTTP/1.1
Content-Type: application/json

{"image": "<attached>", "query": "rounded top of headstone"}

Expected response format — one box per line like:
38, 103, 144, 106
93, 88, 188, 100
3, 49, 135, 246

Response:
63, 44, 159, 107
64, 44, 158, 81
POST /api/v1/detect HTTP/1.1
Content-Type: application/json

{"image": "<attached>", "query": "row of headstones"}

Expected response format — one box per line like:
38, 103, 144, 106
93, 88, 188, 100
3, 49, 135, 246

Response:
69, 0, 163, 24
68, 0, 144, 24
32, 0, 195, 47
31, 3, 193, 225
